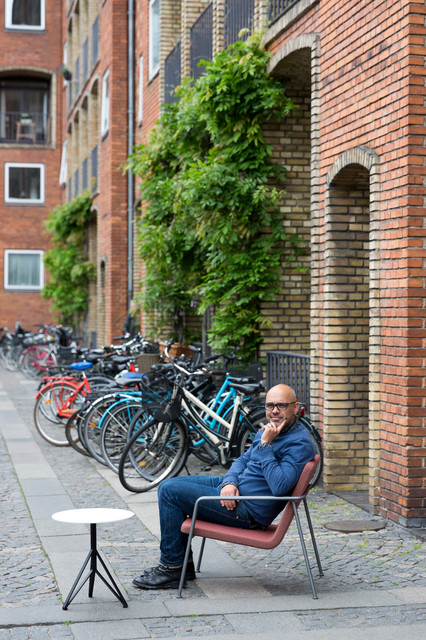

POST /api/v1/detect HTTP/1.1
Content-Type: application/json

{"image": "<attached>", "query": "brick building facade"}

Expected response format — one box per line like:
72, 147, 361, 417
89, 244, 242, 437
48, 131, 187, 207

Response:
2, 0, 425, 528
0, 0, 64, 330
137, 0, 426, 528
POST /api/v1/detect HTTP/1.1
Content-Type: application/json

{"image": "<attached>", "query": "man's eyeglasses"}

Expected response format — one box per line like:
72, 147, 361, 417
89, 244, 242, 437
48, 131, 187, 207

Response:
265, 402, 296, 411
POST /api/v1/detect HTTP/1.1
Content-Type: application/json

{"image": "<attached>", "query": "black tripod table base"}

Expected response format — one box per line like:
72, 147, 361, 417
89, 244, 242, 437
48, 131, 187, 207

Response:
61, 522, 128, 610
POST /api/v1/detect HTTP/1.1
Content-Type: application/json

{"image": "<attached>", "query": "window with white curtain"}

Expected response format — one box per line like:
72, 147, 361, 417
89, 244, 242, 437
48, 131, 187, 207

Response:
149, 0, 160, 79
5, 163, 45, 203
101, 69, 110, 137
59, 140, 68, 186
5, 0, 45, 30
138, 56, 144, 124
4, 250, 44, 290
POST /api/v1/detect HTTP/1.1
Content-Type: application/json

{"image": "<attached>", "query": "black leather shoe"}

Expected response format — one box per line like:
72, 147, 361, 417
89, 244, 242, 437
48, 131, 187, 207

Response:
132, 563, 194, 590
142, 560, 196, 581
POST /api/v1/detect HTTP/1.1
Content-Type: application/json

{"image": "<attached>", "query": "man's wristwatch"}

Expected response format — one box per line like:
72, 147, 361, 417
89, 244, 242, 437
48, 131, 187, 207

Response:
258, 442, 273, 450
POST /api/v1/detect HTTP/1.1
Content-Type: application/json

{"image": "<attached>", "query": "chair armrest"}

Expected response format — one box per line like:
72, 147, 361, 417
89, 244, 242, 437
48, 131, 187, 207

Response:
190, 493, 308, 522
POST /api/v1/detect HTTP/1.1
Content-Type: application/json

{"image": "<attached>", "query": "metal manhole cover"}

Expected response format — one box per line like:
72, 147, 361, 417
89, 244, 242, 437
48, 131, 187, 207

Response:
323, 519, 387, 533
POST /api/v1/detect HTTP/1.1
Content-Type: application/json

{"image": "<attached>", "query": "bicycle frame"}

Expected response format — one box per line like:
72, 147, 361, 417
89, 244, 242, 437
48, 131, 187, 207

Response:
179, 385, 245, 465
35, 376, 91, 419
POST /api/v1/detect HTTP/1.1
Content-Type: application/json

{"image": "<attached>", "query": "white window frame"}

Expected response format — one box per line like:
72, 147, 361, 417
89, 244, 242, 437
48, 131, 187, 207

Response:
4, 249, 44, 291
138, 56, 144, 124
5, 0, 46, 31
101, 69, 110, 138
4, 162, 45, 204
149, 0, 160, 79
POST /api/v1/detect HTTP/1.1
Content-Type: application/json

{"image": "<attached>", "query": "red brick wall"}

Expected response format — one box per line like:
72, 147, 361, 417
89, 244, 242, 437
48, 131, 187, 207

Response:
0, 1, 64, 330
93, 0, 130, 342
266, 0, 426, 526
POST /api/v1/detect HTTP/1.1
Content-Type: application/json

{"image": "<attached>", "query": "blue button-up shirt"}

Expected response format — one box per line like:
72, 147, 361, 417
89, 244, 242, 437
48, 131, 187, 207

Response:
220, 420, 316, 526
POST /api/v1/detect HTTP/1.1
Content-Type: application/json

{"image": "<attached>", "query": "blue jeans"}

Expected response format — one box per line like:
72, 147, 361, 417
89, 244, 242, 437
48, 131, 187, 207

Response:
157, 475, 253, 567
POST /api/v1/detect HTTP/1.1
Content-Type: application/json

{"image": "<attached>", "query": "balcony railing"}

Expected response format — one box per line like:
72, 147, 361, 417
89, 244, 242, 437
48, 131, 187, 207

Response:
224, 0, 254, 47
0, 112, 50, 144
190, 3, 213, 80
164, 41, 181, 105
268, 0, 301, 23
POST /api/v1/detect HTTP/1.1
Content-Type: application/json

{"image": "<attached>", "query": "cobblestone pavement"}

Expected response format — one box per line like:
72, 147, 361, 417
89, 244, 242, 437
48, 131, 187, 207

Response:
0, 368, 425, 638
0, 436, 58, 607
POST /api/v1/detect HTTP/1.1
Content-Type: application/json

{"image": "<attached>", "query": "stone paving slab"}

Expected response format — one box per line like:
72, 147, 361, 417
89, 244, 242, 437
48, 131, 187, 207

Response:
0, 367, 426, 640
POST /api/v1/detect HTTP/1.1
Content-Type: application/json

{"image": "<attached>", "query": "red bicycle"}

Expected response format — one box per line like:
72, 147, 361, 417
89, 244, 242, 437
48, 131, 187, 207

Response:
33, 363, 110, 446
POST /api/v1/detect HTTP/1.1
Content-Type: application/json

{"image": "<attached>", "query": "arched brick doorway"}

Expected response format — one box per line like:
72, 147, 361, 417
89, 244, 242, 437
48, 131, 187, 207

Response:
324, 148, 381, 509
263, 37, 320, 363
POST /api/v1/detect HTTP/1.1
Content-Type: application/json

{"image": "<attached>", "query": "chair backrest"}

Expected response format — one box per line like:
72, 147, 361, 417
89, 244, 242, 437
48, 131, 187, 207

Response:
266, 454, 320, 546
181, 455, 320, 550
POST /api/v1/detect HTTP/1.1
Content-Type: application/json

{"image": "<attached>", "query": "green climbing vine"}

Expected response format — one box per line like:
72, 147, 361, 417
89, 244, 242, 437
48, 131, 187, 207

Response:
42, 192, 96, 326
127, 33, 305, 359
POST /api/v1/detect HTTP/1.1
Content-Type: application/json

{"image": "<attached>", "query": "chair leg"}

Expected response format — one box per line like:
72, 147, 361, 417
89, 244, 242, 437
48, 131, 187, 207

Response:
292, 503, 318, 599
177, 531, 193, 598
303, 499, 324, 576
196, 538, 206, 572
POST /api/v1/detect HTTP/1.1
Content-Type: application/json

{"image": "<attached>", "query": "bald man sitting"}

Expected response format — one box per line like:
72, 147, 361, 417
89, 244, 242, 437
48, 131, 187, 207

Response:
133, 384, 315, 590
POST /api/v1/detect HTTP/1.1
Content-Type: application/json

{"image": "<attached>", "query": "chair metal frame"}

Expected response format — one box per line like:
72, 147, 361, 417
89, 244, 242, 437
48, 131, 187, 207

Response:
178, 455, 323, 598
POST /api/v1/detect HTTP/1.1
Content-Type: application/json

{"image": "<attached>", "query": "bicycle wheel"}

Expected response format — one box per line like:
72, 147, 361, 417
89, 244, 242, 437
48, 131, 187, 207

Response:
299, 416, 323, 487
189, 426, 219, 464
65, 410, 90, 456
236, 407, 266, 456
4, 345, 22, 371
118, 418, 189, 493
20, 346, 57, 380
100, 401, 148, 472
33, 381, 86, 446
80, 393, 120, 463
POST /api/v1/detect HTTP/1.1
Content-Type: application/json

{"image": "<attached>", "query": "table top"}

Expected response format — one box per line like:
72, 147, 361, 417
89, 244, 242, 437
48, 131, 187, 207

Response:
52, 507, 134, 524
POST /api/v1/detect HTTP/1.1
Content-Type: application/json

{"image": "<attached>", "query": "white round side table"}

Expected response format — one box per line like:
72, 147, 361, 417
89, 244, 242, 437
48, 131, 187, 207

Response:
52, 507, 134, 610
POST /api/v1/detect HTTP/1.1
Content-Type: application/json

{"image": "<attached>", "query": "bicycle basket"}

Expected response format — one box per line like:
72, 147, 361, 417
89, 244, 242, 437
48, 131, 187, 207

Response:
141, 380, 182, 422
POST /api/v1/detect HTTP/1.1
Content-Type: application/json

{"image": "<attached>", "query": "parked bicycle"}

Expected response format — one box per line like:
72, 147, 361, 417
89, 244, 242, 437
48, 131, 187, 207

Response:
33, 362, 113, 446
117, 341, 267, 492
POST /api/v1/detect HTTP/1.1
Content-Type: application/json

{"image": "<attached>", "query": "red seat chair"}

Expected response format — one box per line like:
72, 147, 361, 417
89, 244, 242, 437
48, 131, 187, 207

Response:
178, 454, 323, 598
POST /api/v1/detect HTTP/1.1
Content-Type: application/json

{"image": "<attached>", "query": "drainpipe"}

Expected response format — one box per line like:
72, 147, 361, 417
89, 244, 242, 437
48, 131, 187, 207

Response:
127, 0, 135, 308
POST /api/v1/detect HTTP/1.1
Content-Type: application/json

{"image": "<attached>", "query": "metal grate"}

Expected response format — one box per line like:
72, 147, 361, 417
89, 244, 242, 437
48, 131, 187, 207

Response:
190, 3, 213, 80
164, 41, 181, 105
224, 0, 254, 48
268, 0, 301, 23
266, 351, 311, 415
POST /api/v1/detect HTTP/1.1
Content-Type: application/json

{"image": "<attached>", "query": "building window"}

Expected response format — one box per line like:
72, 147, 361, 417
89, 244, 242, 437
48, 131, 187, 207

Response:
0, 77, 50, 144
4, 250, 44, 290
138, 56, 143, 124
5, 0, 45, 30
5, 162, 45, 203
100, 69, 110, 138
59, 140, 67, 186
149, 0, 160, 79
